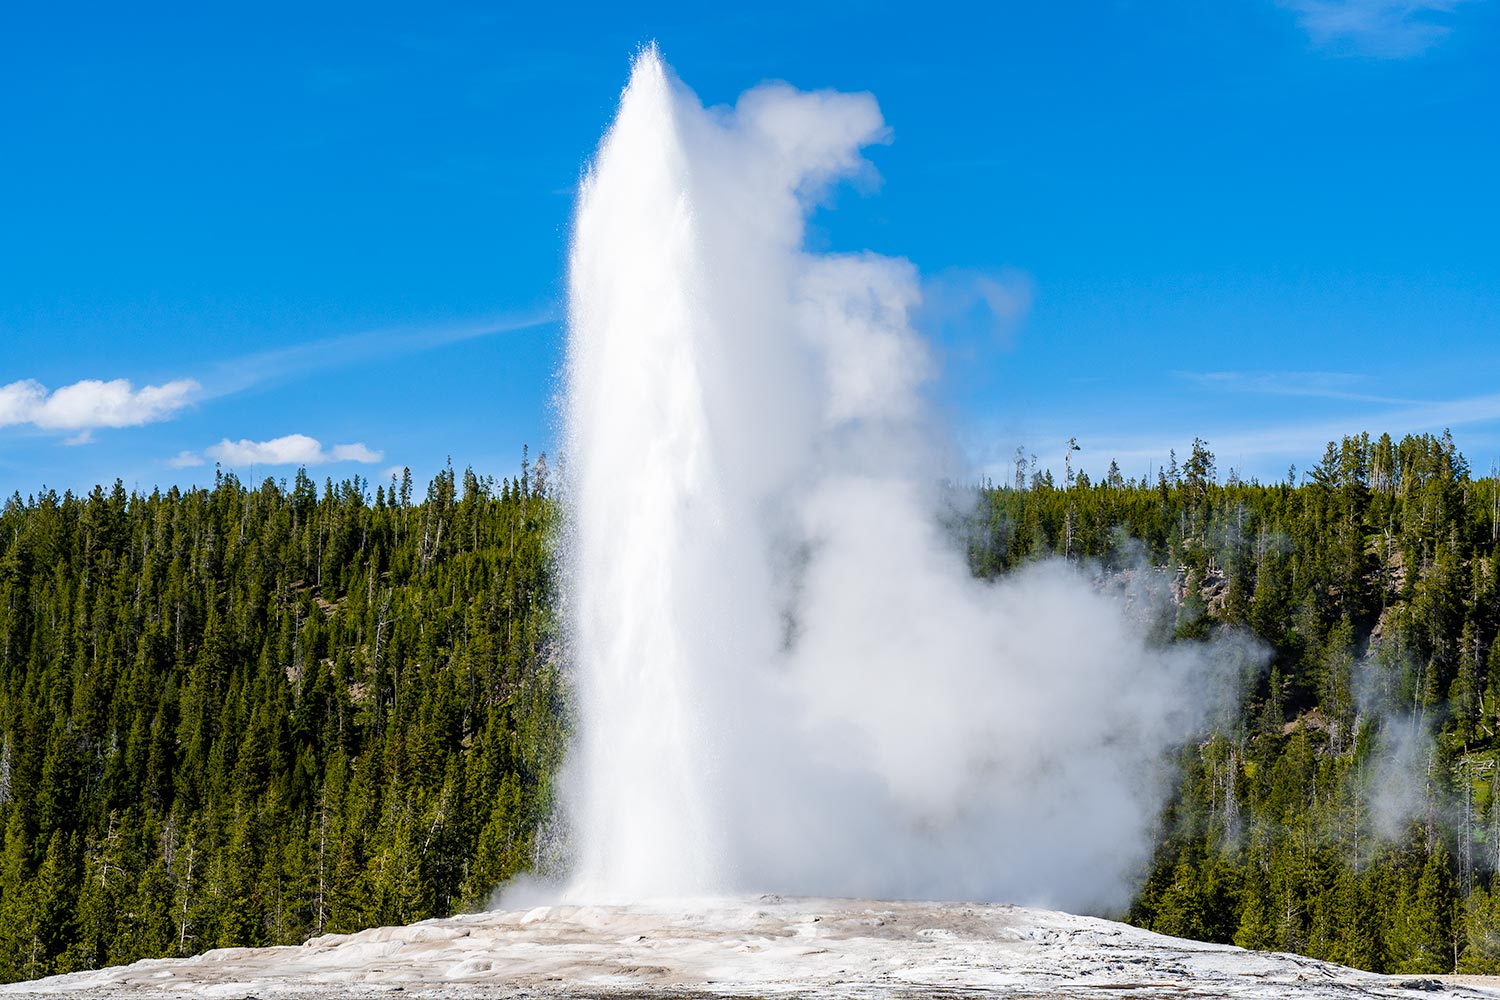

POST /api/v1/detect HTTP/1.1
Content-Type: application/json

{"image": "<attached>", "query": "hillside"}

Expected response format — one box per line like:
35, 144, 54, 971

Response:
0, 456, 562, 980
1, 431, 1498, 978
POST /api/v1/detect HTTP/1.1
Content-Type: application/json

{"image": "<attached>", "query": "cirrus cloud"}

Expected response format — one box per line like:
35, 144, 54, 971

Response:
198, 434, 384, 468
0, 377, 199, 432
1280, 0, 1473, 58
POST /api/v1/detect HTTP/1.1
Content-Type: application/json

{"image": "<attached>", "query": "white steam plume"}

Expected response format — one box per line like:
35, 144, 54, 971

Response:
560, 48, 1238, 913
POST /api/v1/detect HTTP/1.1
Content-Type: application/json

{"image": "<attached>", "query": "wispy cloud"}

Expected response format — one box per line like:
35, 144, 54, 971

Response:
1075, 390, 1500, 480
1175, 369, 1417, 405
3, 311, 555, 454
0, 378, 199, 434
191, 434, 385, 468
197, 310, 559, 400
1281, 0, 1472, 58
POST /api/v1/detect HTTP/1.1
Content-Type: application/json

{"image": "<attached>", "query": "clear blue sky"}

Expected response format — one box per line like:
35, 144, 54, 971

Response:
3, 1, 1497, 496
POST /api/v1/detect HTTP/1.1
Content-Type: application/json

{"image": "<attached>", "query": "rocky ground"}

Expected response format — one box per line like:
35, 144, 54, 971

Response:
3, 896, 1496, 999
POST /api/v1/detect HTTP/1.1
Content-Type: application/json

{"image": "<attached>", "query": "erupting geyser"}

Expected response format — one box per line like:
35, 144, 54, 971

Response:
562, 48, 1237, 910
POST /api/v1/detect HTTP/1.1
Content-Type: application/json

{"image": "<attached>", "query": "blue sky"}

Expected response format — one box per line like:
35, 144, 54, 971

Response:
3, 0, 1497, 496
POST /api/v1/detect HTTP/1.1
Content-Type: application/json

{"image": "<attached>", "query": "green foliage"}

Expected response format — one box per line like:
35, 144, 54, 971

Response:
0, 457, 563, 980
969, 431, 1496, 975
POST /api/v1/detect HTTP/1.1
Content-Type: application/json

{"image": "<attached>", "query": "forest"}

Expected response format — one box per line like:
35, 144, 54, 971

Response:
1, 430, 1498, 979
972, 431, 1500, 975
0, 454, 561, 980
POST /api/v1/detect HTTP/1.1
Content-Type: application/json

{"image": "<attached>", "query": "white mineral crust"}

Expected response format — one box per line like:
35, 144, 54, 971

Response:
4, 897, 1496, 998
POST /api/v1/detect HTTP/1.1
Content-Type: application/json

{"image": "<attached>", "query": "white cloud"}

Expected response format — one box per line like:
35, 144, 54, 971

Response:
0, 382, 45, 425
168, 450, 205, 469
206, 434, 383, 467
0, 377, 198, 431
331, 442, 382, 463
1281, 0, 1471, 58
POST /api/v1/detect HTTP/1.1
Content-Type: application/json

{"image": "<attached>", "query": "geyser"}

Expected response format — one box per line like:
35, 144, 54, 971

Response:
562, 48, 1236, 911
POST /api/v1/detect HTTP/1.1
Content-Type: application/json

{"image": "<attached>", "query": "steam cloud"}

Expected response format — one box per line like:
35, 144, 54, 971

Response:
560, 49, 1242, 913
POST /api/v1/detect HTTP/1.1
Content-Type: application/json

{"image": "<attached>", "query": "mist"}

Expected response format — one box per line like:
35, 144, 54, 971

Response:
558, 48, 1247, 914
